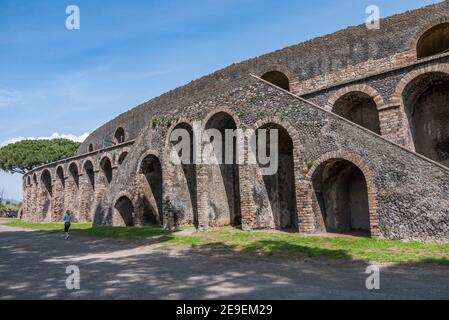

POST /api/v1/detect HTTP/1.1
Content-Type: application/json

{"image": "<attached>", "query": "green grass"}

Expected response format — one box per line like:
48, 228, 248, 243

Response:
6, 220, 92, 231
5, 220, 449, 266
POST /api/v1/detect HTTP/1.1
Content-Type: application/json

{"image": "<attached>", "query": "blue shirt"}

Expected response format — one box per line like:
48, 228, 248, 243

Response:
63, 213, 71, 224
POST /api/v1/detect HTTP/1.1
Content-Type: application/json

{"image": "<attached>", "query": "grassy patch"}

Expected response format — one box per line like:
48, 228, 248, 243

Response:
5, 220, 92, 231
5, 221, 449, 266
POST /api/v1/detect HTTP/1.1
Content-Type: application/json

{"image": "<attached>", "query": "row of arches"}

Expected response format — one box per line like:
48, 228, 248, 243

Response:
23, 152, 129, 222
333, 70, 449, 167
258, 23, 449, 167
260, 22, 449, 93
113, 113, 375, 237
262, 68, 449, 167
88, 127, 128, 152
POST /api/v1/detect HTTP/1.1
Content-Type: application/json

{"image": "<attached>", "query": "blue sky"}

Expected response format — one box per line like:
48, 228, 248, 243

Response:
0, 0, 441, 201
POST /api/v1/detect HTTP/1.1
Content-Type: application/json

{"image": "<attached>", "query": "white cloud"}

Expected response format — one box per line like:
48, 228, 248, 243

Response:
0, 132, 89, 148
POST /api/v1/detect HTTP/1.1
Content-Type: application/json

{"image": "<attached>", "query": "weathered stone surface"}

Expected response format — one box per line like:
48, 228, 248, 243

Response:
21, 2, 449, 242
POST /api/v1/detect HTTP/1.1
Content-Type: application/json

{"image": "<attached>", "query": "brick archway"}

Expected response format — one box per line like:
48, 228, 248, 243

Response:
392, 63, 449, 154
134, 150, 164, 228
163, 119, 198, 229
327, 84, 385, 136
202, 107, 241, 132
112, 191, 136, 226
113, 126, 126, 144
79, 159, 96, 222
299, 150, 379, 237
257, 64, 297, 92
242, 117, 305, 231
198, 108, 242, 229
66, 161, 80, 221
30, 174, 38, 221
39, 169, 53, 221
392, 64, 449, 105
408, 17, 449, 61
327, 84, 386, 111
53, 165, 66, 222
99, 156, 113, 185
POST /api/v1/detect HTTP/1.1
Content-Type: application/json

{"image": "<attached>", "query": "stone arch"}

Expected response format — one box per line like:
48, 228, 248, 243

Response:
53, 165, 66, 221
117, 152, 128, 165
66, 162, 80, 220
88, 144, 94, 152
135, 151, 164, 227
79, 159, 96, 222
250, 118, 302, 230
392, 64, 449, 105
415, 21, 449, 59
68, 162, 79, 186
39, 169, 53, 221
30, 173, 38, 221
327, 84, 384, 135
393, 66, 449, 166
113, 193, 135, 227
300, 151, 379, 237
261, 70, 290, 91
202, 107, 242, 131
100, 156, 113, 185
114, 127, 126, 144
164, 120, 198, 227
24, 176, 31, 217
199, 109, 241, 228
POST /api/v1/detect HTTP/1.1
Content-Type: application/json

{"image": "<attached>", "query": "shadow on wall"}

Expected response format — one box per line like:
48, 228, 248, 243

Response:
312, 159, 371, 234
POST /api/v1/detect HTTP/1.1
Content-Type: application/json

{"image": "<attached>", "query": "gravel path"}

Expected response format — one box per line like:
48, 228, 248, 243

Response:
1, 220, 448, 300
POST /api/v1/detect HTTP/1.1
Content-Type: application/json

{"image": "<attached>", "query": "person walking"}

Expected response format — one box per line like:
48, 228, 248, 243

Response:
63, 211, 72, 240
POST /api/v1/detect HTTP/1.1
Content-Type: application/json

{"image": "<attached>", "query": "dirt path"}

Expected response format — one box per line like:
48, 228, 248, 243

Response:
0, 220, 448, 299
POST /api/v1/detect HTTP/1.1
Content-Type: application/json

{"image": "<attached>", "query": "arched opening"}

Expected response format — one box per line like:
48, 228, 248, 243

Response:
114, 127, 126, 144
80, 161, 95, 222
261, 71, 290, 91
311, 159, 371, 236
137, 154, 163, 226
333, 92, 381, 134
25, 176, 31, 216
417, 23, 449, 59
84, 161, 95, 190
256, 123, 297, 230
115, 196, 134, 227
204, 112, 241, 227
69, 163, 79, 188
67, 163, 80, 220
118, 152, 128, 165
169, 123, 198, 227
100, 157, 113, 184
88, 144, 94, 152
32, 174, 38, 216
54, 166, 65, 220
402, 72, 449, 166
40, 170, 52, 220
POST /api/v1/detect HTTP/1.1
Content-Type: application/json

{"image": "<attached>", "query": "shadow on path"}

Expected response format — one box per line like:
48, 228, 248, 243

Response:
1, 224, 449, 299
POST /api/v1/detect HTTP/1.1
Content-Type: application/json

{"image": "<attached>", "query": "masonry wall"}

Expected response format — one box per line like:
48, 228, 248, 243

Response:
22, 2, 449, 243
77, 1, 449, 154
74, 73, 449, 242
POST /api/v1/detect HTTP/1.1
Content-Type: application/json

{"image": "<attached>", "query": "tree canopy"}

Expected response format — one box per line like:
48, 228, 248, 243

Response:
0, 139, 81, 174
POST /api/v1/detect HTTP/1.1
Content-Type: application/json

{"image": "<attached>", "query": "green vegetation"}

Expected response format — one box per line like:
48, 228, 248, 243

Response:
5, 221, 449, 266
0, 202, 22, 218
151, 116, 173, 129
0, 139, 80, 174
5, 221, 92, 231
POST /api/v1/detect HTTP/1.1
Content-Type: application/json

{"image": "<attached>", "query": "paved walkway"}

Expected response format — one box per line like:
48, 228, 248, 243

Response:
1, 220, 448, 299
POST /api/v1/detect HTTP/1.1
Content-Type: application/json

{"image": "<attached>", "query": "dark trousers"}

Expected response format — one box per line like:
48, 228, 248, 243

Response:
64, 223, 71, 233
